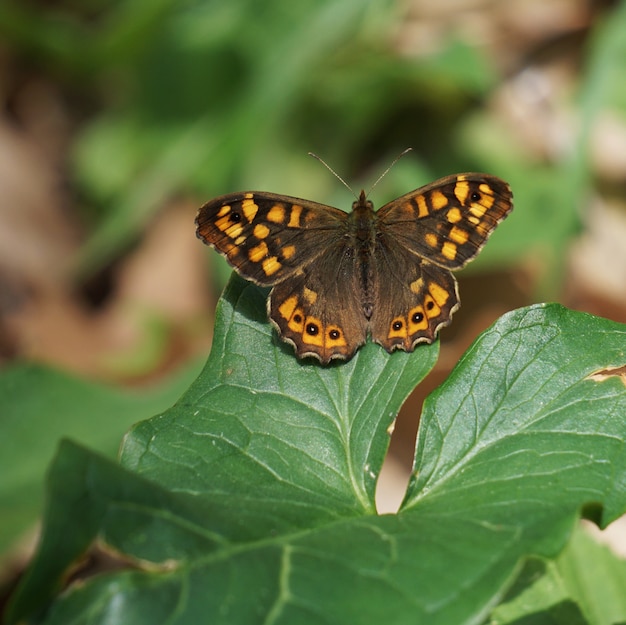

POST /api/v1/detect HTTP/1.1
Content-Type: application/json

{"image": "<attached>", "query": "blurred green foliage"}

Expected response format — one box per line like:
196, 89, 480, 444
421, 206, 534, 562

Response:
0, 0, 516, 270
2, 0, 626, 413
1, 0, 626, 287
0, 0, 626, 286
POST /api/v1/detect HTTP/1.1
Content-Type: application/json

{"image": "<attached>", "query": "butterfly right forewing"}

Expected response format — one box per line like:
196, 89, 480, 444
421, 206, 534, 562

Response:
377, 173, 513, 270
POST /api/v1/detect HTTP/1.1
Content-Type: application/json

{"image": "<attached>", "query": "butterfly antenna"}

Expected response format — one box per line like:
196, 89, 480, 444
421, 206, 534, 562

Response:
308, 152, 357, 199
366, 147, 413, 197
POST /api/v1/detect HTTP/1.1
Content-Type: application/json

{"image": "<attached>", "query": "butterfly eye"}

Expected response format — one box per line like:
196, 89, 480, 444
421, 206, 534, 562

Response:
426, 301, 435, 311
230, 211, 242, 222
392, 320, 403, 331
329, 329, 340, 340
412, 311, 424, 324
471, 191, 481, 202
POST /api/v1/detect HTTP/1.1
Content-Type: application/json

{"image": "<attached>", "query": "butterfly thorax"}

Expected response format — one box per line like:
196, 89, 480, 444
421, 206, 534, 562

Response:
349, 190, 377, 320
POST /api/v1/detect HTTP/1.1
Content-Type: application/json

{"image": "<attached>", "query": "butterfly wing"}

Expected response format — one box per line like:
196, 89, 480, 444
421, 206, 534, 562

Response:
376, 173, 513, 270
369, 241, 459, 352
269, 254, 368, 363
196, 191, 367, 362
195, 191, 348, 286
369, 173, 512, 352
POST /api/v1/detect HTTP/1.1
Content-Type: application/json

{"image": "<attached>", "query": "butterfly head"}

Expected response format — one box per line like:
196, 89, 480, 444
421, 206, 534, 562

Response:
352, 189, 373, 211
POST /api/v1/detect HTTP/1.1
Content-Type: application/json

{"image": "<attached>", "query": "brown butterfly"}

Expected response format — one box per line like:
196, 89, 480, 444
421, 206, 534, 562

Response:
196, 173, 513, 364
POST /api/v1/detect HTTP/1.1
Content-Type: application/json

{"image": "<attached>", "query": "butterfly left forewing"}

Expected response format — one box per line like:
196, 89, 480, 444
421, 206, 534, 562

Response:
195, 191, 347, 285
377, 173, 513, 270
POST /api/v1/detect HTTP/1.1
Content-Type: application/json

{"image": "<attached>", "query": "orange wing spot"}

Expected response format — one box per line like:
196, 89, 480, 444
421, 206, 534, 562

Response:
449, 226, 469, 245
454, 181, 470, 205
267, 204, 286, 224
388, 316, 408, 339
423, 295, 441, 318
303, 316, 324, 347
217, 205, 231, 217
468, 215, 481, 225
223, 242, 238, 258
408, 306, 428, 332
410, 277, 424, 294
234, 235, 246, 246
326, 325, 347, 347
262, 256, 281, 276
303, 287, 318, 304
253, 223, 270, 239
248, 241, 268, 263
441, 241, 457, 261
469, 203, 487, 218
478, 184, 495, 208
479, 183, 495, 197
279, 298, 306, 334
425, 233, 438, 248
428, 281, 450, 306
242, 196, 259, 222
430, 190, 449, 210
288, 315, 304, 333
288, 205, 303, 228
416, 196, 429, 218
278, 296, 299, 320
446, 207, 462, 224
215, 215, 241, 236
282, 244, 296, 260
227, 224, 244, 239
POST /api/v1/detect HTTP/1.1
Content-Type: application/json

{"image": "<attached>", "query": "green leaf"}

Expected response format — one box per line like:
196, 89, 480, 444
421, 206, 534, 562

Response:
121, 275, 439, 524
556, 528, 626, 625
488, 524, 626, 625
6, 278, 626, 625
404, 304, 626, 527
0, 361, 201, 555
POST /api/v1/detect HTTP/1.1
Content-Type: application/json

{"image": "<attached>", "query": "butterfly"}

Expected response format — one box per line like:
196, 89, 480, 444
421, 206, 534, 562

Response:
196, 172, 513, 364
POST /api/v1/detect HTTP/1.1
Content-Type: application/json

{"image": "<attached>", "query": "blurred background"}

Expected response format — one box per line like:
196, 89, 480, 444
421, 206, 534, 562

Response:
2, 0, 626, 592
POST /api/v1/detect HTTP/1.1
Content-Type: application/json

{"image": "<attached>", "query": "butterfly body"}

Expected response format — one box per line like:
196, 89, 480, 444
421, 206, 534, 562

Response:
196, 173, 513, 364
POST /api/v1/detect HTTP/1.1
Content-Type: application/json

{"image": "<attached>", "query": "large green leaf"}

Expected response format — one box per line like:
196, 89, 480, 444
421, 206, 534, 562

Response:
0, 361, 201, 556
6, 276, 626, 625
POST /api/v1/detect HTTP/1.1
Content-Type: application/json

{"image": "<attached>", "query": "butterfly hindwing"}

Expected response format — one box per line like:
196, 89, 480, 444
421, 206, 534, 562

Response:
370, 237, 460, 352
377, 173, 513, 270
196, 192, 348, 285
269, 257, 367, 363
